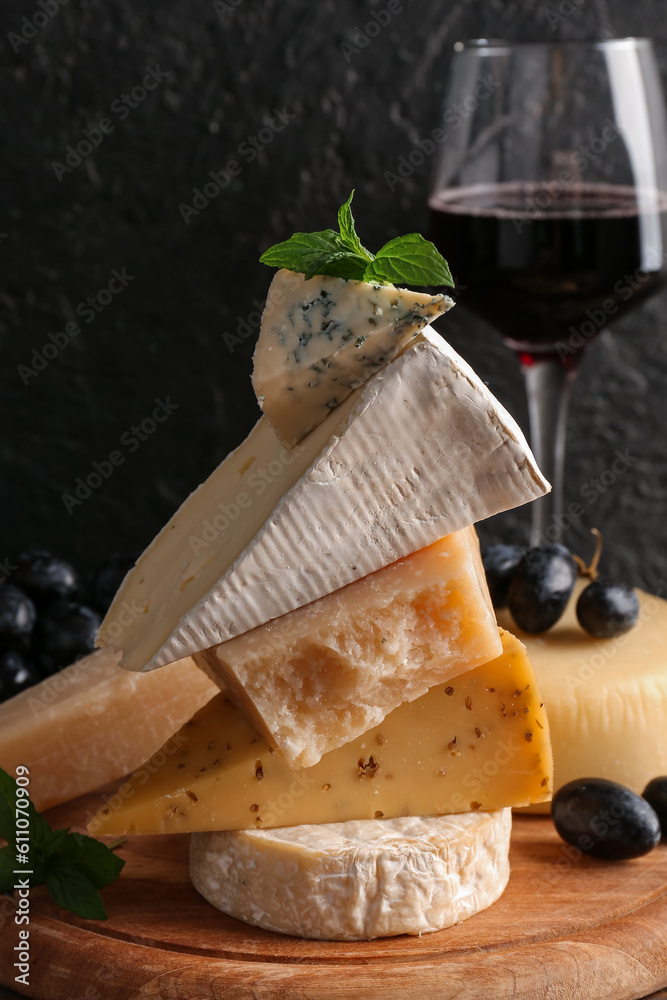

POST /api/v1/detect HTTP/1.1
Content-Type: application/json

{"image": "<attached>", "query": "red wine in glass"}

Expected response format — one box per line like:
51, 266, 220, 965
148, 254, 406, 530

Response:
427, 39, 667, 543
429, 181, 667, 368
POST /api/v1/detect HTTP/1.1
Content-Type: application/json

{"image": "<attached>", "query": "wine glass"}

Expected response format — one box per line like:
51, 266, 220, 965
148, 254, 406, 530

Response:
428, 38, 667, 543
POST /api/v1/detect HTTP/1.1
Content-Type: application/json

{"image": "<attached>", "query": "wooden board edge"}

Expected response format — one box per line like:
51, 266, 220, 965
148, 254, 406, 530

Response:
1, 892, 666, 1000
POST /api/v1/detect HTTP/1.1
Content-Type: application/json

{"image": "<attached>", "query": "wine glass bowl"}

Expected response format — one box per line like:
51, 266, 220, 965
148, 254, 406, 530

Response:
427, 39, 667, 541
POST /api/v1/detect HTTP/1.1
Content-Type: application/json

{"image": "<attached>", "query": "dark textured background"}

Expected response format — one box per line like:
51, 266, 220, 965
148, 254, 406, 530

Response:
1, 0, 666, 592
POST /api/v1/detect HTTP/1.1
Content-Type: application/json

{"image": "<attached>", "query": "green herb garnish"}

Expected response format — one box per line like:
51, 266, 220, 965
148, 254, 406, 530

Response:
0, 767, 124, 920
260, 190, 454, 287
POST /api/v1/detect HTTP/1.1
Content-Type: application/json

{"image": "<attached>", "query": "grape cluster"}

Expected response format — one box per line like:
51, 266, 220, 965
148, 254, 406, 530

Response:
0, 551, 136, 704
481, 541, 640, 637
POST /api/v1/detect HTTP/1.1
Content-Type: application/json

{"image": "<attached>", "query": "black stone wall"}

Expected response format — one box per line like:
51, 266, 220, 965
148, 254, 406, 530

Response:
2, 0, 666, 590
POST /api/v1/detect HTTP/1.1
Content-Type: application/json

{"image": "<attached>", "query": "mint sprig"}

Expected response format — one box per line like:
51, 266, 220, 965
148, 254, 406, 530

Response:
260, 190, 454, 288
0, 767, 124, 920
336, 190, 374, 263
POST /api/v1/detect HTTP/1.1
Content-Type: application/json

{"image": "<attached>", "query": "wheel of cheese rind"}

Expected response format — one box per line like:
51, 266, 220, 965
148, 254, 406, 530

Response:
189, 809, 511, 941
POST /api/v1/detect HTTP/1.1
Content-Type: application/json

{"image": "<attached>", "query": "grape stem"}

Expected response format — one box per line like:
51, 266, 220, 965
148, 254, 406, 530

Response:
573, 528, 603, 581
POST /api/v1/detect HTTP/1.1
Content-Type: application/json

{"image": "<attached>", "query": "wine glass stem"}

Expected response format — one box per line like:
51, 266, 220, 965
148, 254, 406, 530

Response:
522, 358, 577, 546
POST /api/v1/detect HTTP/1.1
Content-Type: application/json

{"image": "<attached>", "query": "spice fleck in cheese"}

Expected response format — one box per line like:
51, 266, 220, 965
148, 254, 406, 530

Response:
89, 630, 552, 835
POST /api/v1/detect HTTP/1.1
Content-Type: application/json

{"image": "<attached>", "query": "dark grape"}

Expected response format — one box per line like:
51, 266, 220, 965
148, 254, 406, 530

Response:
642, 777, 667, 836
0, 585, 36, 644
481, 544, 524, 609
13, 551, 80, 608
552, 778, 661, 860
507, 544, 577, 633
34, 600, 101, 675
0, 649, 40, 702
576, 579, 640, 638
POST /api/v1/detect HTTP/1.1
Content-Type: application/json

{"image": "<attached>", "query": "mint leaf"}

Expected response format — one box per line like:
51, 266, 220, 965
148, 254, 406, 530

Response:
0, 798, 13, 847
59, 832, 125, 889
46, 857, 108, 921
363, 234, 454, 288
0, 768, 50, 848
0, 851, 46, 891
260, 194, 453, 289
337, 190, 374, 262
0, 767, 123, 920
303, 250, 367, 282
41, 828, 69, 857
0, 846, 14, 892
259, 229, 366, 280
0, 769, 18, 845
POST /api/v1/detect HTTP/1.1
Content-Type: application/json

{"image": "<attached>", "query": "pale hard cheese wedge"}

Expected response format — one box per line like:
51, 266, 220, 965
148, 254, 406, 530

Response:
201, 526, 501, 767
190, 809, 512, 940
252, 269, 454, 447
88, 630, 552, 835
100, 330, 548, 672
0, 648, 217, 812
499, 581, 667, 814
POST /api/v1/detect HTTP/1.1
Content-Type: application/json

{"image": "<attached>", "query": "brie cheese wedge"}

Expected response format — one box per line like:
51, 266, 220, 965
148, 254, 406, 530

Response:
99, 329, 549, 671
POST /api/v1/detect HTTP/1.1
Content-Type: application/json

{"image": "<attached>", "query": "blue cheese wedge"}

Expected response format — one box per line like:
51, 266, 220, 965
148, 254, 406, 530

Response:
252, 269, 454, 446
98, 330, 549, 672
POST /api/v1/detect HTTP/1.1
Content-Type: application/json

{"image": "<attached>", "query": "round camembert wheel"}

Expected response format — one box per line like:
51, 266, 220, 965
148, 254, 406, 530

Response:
190, 809, 511, 940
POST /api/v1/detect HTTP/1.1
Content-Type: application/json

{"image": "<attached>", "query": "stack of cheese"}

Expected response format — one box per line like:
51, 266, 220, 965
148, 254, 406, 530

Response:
89, 271, 553, 940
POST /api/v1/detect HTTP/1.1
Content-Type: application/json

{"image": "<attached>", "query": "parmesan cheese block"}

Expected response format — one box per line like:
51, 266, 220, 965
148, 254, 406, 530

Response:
252, 269, 454, 446
190, 809, 512, 940
88, 630, 552, 836
499, 582, 667, 813
100, 330, 548, 672
201, 526, 501, 767
0, 648, 217, 811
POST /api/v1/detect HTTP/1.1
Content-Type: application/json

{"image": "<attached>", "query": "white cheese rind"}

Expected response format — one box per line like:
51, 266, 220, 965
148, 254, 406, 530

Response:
190, 810, 511, 940
100, 329, 549, 672
252, 269, 454, 447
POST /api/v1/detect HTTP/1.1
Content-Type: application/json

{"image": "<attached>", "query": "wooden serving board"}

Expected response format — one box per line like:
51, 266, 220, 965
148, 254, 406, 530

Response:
1, 791, 666, 1000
